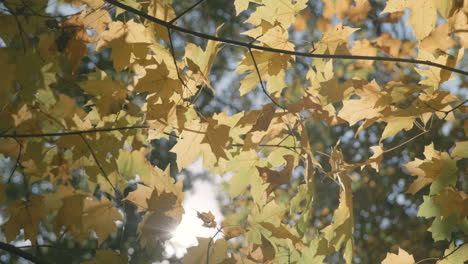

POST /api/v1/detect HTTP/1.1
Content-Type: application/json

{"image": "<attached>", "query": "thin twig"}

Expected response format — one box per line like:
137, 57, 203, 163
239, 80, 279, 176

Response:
103, 0, 468, 76
443, 99, 468, 120
7, 138, 22, 183
248, 48, 286, 109
78, 134, 118, 195
0, 242, 48, 264
415, 242, 466, 264
231, 143, 300, 150
169, 0, 206, 24
0, 125, 154, 138
383, 130, 428, 153
206, 228, 223, 264
166, 26, 187, 89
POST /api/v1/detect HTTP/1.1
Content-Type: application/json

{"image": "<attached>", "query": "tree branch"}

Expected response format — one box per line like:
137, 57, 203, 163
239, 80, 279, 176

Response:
103, 0, 468, 76
0, 242, 48, 264
169, 0, 206, 24
0, 125, 152, 139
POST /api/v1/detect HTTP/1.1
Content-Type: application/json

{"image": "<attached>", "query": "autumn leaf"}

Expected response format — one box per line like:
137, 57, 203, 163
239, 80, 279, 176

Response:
81, 196, 123, 245
381, 248, 415, 264
125, 183, 153, 211
197, 211, 217, 228
257, 154, 294, 196
3, 196, 46, 244
381, 0, 437, 40
182, 237, 233, 264
224, 226, 245, 240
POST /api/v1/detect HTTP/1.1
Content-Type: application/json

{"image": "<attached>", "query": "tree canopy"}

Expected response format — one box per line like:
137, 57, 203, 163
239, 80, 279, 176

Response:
0, 0, 467, 263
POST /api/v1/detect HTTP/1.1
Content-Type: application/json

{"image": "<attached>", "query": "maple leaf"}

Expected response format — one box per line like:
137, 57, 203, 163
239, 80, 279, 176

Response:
339, 80, 390, 126
451, 141, 468, 159
125, 183, 153, 212
241, 236, 276, 263
3, 195, 46, 244
201, 118, 232, 160
197, 211, 217, 228
381, 248, 415, 264
226, 150, 268, 200
224, 226, 245, 240
236, 49, 290, 96
185, 28, 223, 90
96, 20, 152, 71
405, 144, 458, 195
234, 0, 250, 15
80, 79, 127, 115
433, 187, 468, 221
135, 61, 182, 96
146, 0, 176, 42
0, 138, 20, 158
381, 0, 437, 40
449, 10, 468, 49
351, 39, 378, 68
81, 196, 123, 245
437, 243, 468, 264
372, 33, 402, 57
415, 49, 464, 88
420, 24, 456, 54
245, 0, 308, 28
182, 237, 233, 264
257, 155, 294, 196
314, 23, 358, 55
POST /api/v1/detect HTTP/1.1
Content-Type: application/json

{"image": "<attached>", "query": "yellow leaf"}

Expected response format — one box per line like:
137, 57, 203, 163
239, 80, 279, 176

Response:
381, 248, 415, 264
338, 80, 389, 126
134, 61, 182, 96
381, 0, 437, 40
96, 20, 152, 71
420, 24, 455, 54
125, 184, 153, 212
234, 0, 250, 15
351, 39, 378, 68
437, 243, 468, 264
245, 0, 308, 28
182, 237, 232, 264
380, 116, 414, 141
314, 23, 358, 55
451, 141, 468, 158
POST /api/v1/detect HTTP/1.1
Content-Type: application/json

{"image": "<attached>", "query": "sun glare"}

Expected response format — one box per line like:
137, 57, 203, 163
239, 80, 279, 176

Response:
166, 180, 224, 258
